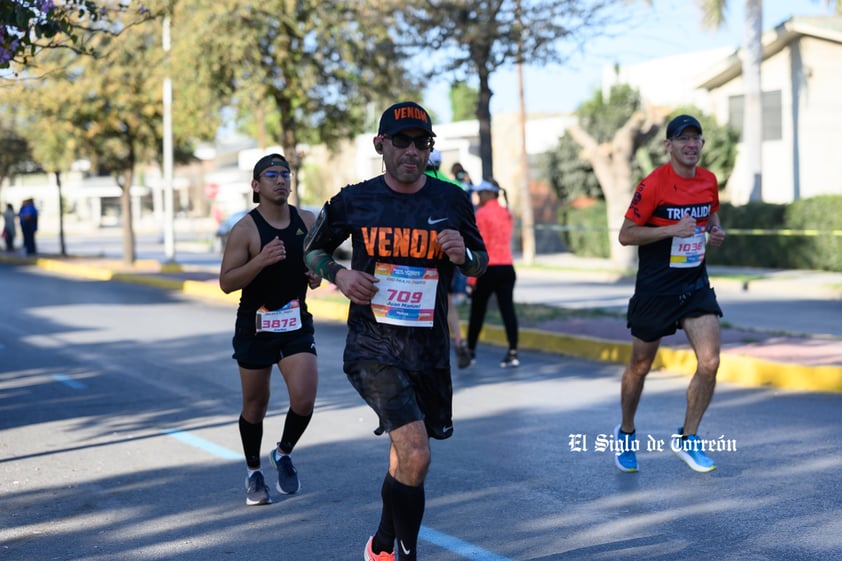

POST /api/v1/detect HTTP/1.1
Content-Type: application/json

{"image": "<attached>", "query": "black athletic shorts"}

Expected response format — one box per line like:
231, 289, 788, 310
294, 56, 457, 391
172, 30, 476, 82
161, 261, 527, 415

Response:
232, 320, 316, 369
344, 360, 454, 440
626, 286, 722, 343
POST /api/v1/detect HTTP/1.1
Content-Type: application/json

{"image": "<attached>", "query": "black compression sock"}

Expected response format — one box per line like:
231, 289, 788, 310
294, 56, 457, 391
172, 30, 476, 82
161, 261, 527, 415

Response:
372, 473, 396, 553
278, 407, 313, 453
391, 477, 424, 561
239, 415, 263, 469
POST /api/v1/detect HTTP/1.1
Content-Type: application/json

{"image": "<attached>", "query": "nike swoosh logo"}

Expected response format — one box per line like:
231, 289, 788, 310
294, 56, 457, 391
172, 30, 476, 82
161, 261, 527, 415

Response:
427, 217, 448, 225
400, 541, 411, 556
442, 425, 453, 433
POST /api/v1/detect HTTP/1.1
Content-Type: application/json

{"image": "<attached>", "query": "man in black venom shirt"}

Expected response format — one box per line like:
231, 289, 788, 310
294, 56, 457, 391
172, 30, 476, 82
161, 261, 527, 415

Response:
304, 101, 487, 561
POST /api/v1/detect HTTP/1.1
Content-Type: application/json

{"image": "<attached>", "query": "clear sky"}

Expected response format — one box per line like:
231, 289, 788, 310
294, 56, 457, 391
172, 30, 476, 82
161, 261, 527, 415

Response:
422, 0, 836, 122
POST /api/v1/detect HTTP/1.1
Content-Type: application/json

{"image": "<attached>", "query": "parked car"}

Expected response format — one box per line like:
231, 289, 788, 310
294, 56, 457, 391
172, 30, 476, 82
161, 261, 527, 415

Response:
214, 207, 351, 259
213, 209, 248, 254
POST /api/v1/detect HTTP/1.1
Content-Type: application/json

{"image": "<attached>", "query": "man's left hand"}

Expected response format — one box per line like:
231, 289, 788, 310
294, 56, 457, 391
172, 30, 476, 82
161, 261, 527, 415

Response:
437, 228, 466, 264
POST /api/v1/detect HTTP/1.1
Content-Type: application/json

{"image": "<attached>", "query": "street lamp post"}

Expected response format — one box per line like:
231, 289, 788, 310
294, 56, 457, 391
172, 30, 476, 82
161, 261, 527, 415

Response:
162, 9, 176, 262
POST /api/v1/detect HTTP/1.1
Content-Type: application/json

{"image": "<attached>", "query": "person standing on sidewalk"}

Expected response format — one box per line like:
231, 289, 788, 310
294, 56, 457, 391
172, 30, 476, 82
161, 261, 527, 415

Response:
614, 114, 727, 474
450, 162, 474, 191
3, 203, 16, 251
304, 101, 487, 561
18, 198, 37, 255
219, 153, 322, 505
463, 179, 520, 368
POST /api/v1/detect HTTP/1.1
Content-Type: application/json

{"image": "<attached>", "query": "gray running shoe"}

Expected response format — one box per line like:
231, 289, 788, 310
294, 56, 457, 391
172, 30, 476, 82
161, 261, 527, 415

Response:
270, 448, 301, 494
245, 471, 271, 506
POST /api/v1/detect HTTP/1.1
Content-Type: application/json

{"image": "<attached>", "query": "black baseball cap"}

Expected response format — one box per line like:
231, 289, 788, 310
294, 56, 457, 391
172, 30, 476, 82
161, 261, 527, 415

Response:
378, 101, 436, 137
666, 114, 703, 139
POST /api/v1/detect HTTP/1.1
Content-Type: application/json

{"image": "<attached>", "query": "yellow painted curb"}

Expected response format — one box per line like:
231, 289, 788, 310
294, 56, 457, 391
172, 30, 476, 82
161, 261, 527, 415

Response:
35, 258, 115, 281
8, 256, 841, 394
307, 298, 349, 323
476, 323, 842, 394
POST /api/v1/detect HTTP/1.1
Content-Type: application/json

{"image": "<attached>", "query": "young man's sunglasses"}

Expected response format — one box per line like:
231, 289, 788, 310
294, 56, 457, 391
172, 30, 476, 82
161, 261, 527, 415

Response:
261, 170, 292, 179
387, 134, 434, 150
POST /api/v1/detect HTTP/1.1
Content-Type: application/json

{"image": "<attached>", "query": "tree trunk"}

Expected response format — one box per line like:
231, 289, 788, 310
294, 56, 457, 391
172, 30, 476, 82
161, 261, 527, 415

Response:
55, 171, 66, 256
278, 96, 300, 207
567, 111, 662, 271
517, 61, 535, 264
743, 0, 763, 202
476, 68, 494, 180
120, 168, 136, 265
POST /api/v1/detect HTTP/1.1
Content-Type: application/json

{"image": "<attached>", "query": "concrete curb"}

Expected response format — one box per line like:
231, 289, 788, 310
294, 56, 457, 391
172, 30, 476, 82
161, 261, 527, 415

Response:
480, 323, 842, 394
6, 255, 841, 394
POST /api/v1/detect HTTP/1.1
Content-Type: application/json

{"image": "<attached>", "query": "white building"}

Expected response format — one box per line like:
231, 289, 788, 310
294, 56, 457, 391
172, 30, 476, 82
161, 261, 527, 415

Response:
603, 15, 842, 204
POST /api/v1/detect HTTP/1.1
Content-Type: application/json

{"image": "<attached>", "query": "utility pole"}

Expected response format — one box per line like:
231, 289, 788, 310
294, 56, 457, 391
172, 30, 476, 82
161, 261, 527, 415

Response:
516, 0, 535, 264
162, 6, 176, 262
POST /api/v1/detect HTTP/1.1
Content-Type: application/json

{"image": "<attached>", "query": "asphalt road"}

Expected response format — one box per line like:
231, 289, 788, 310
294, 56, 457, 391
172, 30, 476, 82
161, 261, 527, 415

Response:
1, 263, 841, 561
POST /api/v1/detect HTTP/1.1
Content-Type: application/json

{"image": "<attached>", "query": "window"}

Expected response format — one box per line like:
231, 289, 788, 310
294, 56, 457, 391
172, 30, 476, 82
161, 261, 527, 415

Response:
727, 90, 782, 141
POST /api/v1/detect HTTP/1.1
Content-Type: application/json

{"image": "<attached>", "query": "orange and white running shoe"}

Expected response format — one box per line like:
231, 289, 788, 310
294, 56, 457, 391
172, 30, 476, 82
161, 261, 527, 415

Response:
364, 536, 395, 561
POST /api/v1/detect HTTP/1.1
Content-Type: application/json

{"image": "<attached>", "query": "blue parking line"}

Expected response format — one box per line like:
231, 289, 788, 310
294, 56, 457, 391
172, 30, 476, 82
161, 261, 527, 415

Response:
52, 374, 87, 390
162, 429, 242, 460
420, 526, 514, 561
162, 428, 511, 561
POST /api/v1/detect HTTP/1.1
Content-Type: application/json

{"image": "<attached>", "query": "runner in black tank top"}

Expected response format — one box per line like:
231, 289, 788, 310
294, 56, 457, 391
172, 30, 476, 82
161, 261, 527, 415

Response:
219, 153, 322, 506
235, 206, 313, 333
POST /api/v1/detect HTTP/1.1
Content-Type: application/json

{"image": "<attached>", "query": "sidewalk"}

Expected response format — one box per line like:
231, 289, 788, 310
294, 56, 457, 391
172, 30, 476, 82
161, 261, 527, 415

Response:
2, 250, 840, 393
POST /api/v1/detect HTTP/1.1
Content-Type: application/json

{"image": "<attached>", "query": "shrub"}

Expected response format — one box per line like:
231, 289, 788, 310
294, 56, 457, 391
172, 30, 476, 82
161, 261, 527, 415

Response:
561, 195, 842, 272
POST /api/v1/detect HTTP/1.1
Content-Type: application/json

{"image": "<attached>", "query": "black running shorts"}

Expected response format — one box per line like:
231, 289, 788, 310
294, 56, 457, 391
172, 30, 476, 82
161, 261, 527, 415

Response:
626, 286, 722, 343
344, 360, 454, 440
232, 321, 316, 369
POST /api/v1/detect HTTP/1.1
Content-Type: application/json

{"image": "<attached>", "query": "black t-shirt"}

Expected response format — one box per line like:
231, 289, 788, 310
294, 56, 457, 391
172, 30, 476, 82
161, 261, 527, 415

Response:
317, 175, 485, 370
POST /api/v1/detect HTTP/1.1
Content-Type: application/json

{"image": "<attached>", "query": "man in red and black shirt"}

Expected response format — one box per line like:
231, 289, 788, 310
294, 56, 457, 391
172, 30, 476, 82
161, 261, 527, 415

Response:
613, 114, 727, 475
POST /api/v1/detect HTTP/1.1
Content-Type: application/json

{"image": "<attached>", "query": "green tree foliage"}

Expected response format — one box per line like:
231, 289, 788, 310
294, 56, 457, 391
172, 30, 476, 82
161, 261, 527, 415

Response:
393, 0, 623, 179
449, 80, 478, 122
177, 0, 421, 204
547, 85, 639, 205
9, 5, 215, 264
0, 1, 152, 70
547, 85, 738, 205
0, 128, 36, 191
544, 134, 603, 205
546, 83, 739, 266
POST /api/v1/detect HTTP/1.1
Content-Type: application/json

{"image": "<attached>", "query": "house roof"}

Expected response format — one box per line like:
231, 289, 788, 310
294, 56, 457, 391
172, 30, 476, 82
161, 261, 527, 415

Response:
697, 15, 842, 90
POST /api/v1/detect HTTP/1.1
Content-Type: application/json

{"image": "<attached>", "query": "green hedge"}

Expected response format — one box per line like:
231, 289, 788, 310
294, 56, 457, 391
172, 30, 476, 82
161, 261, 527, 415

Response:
710, 195, 842, 271
560, 195, 842, 271
558, 201, 610, 258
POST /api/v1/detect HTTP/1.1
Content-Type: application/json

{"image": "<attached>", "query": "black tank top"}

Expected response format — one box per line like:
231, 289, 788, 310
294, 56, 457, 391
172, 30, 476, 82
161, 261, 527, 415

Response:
236, 206, 312, 328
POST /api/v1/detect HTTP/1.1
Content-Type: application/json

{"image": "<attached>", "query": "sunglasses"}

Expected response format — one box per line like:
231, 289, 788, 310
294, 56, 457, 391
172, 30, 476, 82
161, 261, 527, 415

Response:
387, 134, 434, 150
262, 170, 291, 180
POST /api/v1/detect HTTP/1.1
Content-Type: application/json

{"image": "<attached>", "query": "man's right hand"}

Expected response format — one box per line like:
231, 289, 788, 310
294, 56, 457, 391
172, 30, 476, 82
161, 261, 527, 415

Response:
259, 236, 286, 266
673, 213, 698, 238
335, 269, 380, 305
